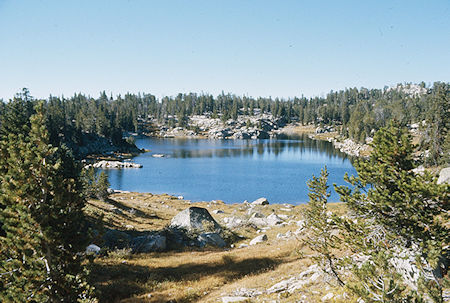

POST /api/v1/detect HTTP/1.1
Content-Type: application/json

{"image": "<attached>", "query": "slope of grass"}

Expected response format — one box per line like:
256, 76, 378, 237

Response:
85, 192, 349, 302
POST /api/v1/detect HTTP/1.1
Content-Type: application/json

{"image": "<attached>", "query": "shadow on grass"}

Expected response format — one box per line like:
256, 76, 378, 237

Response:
105, 197, 162, 220
91, 255, 284, 303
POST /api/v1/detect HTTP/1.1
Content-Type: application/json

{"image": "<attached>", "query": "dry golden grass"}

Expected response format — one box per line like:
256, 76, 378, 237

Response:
86, 193, 350, 302
280, 124, 316, 135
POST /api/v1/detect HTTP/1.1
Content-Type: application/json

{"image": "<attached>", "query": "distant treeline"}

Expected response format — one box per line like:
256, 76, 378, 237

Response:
0, 82, 448, 165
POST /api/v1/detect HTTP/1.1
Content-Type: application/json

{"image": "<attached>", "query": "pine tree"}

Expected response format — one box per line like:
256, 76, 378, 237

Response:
81, 167, 98, 199
96, 171, 110, 201
335, 121, 449, 302
0, 131, 49, 302
81, 168, 110, 201
304, 166, 344, 286
0, 92, 34, 139
423, 82, 449, 166
0, 102, 95, 302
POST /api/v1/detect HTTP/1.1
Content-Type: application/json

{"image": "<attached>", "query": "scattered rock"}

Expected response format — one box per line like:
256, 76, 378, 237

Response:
277, 231, 294, 240
251, 197, 269, 205
212, 209, 224, 214
296, 220, 305, 228
278, 214, 290, 220
322, 292, 334, 301
224, 216, 245, 229
221, 296, 249, 303
280, 208, 292, 212
412, 165, 425, 175
248, 216, 268, 228
266, 213, 283, 226
331, 138, 369, 157
89, 160, 142, 169
231, 287, 263, 297
85, 244, 101, 254
437, 167, 450, 184
249, 234, 268, 245
267, 264, 322, 294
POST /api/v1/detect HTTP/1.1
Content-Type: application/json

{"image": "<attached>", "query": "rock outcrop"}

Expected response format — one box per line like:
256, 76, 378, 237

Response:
198, 232, 226, 248
330, 138, 369, 157
131, 234, 167, 253
267, 264, 322, 294
169, 207, 222, 233
156, 113, 287, 140
102, 206, 229, 252
437, 167, 450, 184
88, 160, 142, 169
166, 207, 228, 249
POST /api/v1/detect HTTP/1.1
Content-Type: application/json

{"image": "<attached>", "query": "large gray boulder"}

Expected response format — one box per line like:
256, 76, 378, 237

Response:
103, 229, 131, 249
131, 234, 166, 253
437, 167, 450, 184
197, 232, 226, 248
170, 207, 222, 233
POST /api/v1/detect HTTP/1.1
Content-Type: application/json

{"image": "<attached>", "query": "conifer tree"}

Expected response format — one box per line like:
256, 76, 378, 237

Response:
96, 171, 110, 201
304, 166, 344, 286
335, 121, 449, 302
81, 168, 110, 201
0, 102, 95, 302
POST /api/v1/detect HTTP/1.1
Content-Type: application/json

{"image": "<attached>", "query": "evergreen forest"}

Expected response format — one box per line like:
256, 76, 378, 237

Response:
0, 82, 448, 165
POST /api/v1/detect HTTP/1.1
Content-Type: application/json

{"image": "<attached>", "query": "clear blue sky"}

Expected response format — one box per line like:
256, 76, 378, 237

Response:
0, 0, 449, 100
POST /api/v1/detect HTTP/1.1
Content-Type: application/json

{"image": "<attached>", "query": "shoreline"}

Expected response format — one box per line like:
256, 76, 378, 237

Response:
83, 118, 372, 164
109, 189, 343, 206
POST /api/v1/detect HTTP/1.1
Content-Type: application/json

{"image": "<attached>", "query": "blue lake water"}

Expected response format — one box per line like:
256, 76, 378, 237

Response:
104, 136, 356, 204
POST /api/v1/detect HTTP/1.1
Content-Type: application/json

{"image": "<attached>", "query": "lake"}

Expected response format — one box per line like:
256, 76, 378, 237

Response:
105, 135, 356, 204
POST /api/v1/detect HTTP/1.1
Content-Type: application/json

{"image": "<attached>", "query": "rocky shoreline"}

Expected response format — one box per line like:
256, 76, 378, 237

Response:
85, 160, 143, 169
145, 113, 371, 158
154, 113, 288, 140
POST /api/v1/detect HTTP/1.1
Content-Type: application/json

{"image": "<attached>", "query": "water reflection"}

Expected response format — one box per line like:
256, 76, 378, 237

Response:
105, 135, 356, 204
162, 135, 349, 160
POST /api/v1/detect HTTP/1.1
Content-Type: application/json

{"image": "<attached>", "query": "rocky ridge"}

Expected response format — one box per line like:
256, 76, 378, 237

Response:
156, 113, 288, 139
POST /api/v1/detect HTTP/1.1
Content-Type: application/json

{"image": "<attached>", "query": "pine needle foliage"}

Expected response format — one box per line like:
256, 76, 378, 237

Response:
335, 121, 449, 302
0, 102, 96, 302
81, 168, 110, 201
304, 166, 345, 286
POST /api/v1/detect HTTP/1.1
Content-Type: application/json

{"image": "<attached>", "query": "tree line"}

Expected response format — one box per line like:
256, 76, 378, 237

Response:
0, 82, 447, 163
0, 86, 447, 301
